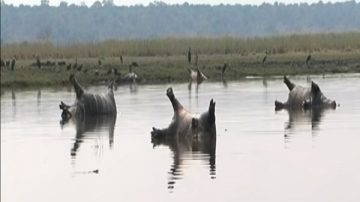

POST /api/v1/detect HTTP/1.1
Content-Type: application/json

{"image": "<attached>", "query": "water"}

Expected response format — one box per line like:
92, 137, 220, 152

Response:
2, 74, 360, 202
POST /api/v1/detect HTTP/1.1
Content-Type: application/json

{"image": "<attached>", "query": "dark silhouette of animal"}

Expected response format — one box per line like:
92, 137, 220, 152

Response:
10, 57, 16, 71
113, 68, 121, 76
46, 60, 56, 66
0, 58, 4, 67
107, 69, 112, 75
36, 57, 42, 69
57, 61, 66, 66
306, 53, 312, 67
187, 47, 192, 64
120, 55, 123, 64
77, 64, 83, 71
130, 62, 138, 67
275, 76, 336, 110
66, 64, 72, 71
221, 63, 227, 79
262, 52, 267, 65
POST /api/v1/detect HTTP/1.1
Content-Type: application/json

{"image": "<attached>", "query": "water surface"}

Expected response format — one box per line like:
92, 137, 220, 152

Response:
2, 74, 360, 202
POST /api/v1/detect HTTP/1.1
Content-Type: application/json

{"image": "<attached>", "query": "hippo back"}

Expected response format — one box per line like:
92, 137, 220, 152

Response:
286, 86, 311, 109
77, 92, 116, 115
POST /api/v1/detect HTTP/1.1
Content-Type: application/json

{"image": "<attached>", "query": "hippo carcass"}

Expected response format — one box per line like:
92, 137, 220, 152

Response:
60, 74, 116, 122
152, 114, 216, 189
151, 87, 216, 140
151, 87, 216, 189
187, 67, 207, 85
275, 76, 336, 111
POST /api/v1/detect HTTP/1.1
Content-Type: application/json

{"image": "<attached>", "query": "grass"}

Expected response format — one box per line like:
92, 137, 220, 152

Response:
1, 51, 360, 89
2, 33, 360, 88
2, 32, 360, 59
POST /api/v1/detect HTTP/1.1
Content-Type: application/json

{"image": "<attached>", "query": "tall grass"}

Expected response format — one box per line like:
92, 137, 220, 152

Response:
2, 32, 360, 59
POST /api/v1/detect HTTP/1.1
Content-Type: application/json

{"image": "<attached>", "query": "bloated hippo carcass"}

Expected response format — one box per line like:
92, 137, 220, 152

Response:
151, 87, 216, 140
151, 87, 217, 189
60, 74, 116, 123
187, 67, 207, 85
275, 76, 336, 111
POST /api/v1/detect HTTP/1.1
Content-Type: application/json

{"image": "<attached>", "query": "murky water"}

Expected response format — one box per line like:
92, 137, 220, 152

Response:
2, 74, 360, 202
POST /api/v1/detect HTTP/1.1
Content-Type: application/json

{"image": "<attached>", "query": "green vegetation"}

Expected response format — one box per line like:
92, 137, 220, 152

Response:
2, 33, 360, 88
2, 32, 360, 59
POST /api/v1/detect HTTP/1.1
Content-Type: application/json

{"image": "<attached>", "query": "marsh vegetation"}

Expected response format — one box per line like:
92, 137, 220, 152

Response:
1, 33, 360, 88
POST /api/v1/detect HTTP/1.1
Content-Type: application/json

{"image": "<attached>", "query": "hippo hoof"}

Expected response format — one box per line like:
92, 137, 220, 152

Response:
151, 127, 160, 138
275, 100, 284, 111
331, 101, 337, 109
166, 87, 174, 98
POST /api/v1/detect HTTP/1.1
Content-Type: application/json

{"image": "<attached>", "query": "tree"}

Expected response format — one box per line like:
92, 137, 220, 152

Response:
59, 1, 67, 7
102, 0, 114, 7
40, 0, 49, 6
92, 1, 102, 8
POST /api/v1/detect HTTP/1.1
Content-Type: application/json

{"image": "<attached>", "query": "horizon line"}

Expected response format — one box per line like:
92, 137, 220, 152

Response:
2, 0, 359, 7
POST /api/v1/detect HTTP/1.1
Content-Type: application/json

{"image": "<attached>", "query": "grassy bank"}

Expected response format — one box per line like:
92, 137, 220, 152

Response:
2, 33, 360, 88
2, 50, 360, 88
2, 32, 360, 59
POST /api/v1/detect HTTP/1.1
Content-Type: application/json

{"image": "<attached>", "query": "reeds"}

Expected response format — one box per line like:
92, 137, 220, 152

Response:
2, 32, 360, 59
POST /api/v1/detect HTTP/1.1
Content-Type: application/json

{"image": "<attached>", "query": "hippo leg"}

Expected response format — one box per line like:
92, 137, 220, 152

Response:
208, 99, 216, 124
275, 100, 285, 111
167, 87, 183, 112
151, 127, 169, 138
70, 74, 84, 99
283, 76, 295, 91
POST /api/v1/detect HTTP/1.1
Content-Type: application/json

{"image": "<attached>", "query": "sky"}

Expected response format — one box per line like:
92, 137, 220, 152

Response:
2, 0, 359, 7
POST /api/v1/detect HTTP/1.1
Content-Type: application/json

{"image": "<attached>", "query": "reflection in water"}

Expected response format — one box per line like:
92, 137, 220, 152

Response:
188, 80, 200, 107
11, 90, 16, 116
11, 90, 16, 106
262, 76, 268, 88
60, 114, 116, 158
37, 90, 41, 106
152, 131, 216, 190
114, 80, 138, 93
129, 82, 138, 93
37, 90, 42, 115
222, 78, 228, 88
283, 108, 329, 140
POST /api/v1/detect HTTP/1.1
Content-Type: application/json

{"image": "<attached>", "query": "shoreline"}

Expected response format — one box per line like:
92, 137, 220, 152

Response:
2, 53, 360, 89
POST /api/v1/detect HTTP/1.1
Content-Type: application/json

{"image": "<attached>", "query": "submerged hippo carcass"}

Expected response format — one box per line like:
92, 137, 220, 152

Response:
187, 67, 207, 85
151, 87, 216, 189
275, 76, 336, 111
60, 74, 117, 123
151, 87, 216, 140
152, 117, 216, 190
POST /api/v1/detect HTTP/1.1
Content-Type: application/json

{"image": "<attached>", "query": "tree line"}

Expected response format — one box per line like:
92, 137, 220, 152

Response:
1, 1, 360, 44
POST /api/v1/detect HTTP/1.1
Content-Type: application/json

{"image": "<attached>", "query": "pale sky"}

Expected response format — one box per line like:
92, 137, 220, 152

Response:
3, 0, 359, 6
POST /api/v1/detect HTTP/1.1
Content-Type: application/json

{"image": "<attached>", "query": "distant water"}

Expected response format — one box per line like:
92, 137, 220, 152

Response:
1, 74, 360, 202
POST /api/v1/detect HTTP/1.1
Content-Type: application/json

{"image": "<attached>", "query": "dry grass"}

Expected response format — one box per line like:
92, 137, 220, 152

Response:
2, 32, 360, 59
